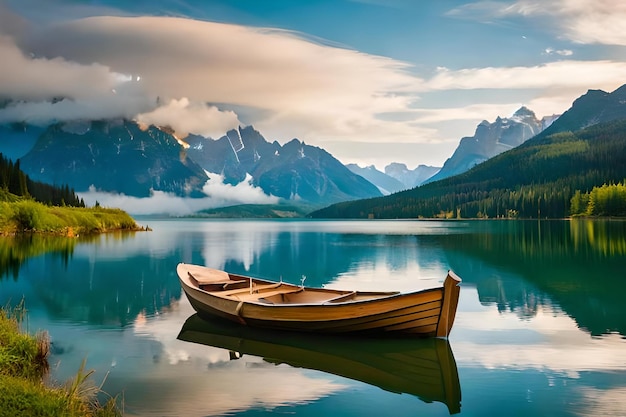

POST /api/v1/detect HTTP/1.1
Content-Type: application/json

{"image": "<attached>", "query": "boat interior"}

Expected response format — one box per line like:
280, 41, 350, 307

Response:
187, 269, 400, 305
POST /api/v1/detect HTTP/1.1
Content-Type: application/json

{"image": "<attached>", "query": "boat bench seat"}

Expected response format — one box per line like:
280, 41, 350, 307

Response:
215, 283, 284, 297
200, 280, 249, 291
188, 269, 230, 284
250, 288, 305, 303
189, 271, 248, 290
322, 291, 357, 304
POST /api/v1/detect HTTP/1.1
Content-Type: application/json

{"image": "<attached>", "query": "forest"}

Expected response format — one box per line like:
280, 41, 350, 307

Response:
570, 182, 626, 217
0, 153, 84, 207
311, 118, 626, 219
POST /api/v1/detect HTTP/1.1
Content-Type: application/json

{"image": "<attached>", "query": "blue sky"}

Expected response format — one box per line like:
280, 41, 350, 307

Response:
1, 0, 625, 168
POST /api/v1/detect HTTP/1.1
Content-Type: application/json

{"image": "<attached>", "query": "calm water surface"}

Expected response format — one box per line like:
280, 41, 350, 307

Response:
1, 219, 625, 416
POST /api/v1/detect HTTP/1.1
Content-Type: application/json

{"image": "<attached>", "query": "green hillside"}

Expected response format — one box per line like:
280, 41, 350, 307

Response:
0, 153, 140, 235
310, 118, 626, 219
193, 203, 310, 218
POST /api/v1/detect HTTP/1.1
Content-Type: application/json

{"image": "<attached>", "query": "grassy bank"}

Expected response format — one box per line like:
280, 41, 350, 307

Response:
0, 199, 142, 236
0, 302, 121, 416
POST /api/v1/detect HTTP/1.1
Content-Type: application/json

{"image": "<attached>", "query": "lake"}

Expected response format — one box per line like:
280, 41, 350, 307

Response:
1, 218, 625, 416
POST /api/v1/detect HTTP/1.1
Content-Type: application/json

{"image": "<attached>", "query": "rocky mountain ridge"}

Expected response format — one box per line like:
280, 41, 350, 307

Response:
426, 106, 551, 183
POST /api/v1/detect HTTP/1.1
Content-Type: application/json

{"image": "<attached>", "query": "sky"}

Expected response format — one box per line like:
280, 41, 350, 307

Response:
1, 0, 626, 169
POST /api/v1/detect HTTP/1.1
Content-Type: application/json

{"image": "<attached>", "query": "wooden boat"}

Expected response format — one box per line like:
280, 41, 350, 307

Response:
178, 314, 462, 414
177, 263, 461, 337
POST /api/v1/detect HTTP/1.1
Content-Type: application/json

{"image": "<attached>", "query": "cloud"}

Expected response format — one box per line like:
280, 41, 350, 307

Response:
0, 35, 125, 102
543, 48, 573, 56
0, 31, 240, 133
0, 35, 156, 124
426, 60, 626, 92
135, 98, 241, 139
79, 173, 279, 215
505, 0, 626, 45
17, 14, 619, 138
449, 0, 626, 46
15, 15, 422, 144
412, 103, 526, 124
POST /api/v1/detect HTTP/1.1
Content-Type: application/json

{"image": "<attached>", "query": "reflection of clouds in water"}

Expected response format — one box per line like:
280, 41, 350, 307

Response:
201, 221, 280, 271
70, 219, 466, 273
197, 220, 455, 279
130, 299, 347, 416
326, 260, 447, 292
453, 287, 626, 376
577, 387, 626, 417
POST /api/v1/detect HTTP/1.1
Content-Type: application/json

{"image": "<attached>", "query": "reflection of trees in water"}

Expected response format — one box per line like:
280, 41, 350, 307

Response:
570, 219, 626, 256
26, 253, 183, 327
440, 220, 626, 336
0, 234, 76, 280
2, 231, 182, 327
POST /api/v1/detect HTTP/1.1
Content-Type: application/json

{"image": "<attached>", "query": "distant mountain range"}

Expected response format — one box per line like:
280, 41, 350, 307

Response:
346, 107, 557, 194
185, 126, 382, 206
385, 163, 441, 188
10, 121, 382, 207
310, 84, 626, 219
425, 106, 554, 183
346, 163, 440, 195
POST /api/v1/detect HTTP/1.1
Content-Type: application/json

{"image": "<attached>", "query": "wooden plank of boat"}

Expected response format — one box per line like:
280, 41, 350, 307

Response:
177, 263, 462, 337
177, 314, 462, 414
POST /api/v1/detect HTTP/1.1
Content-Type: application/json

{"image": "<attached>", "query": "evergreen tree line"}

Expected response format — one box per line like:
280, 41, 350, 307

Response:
312, 118, 626, 219
570, 182, 626, 216
0, 153, 85, 207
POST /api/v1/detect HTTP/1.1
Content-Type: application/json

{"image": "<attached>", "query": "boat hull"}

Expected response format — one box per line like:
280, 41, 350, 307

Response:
177, 263, 461, 337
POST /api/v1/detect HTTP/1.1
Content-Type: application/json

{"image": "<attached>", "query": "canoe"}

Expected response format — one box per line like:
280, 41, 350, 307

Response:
177, 263, 461, 337
178, 314, 462, 414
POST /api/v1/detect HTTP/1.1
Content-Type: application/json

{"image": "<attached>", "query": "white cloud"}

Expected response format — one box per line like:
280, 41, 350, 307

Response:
450, 0, 626, 46
505, 0, 626, 45
413, 103, 525, 124
135, 98, 241, 139
543, 47, 573, 56
0, 36, 124, 101
17, 15, 423, 144
426, 60, 626, 92
0, 35, 157, 124
79, 173, 279, 215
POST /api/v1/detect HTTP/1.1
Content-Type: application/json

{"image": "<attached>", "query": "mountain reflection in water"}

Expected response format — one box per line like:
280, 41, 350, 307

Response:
439, 219, 626, 336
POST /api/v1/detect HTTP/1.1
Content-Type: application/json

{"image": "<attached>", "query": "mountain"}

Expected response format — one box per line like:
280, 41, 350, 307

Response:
345, 164, 405, 195
18, 119, 209, 197
186, 126, 382, 206
425, 107, 546, 183
7, 119, 381, 207
537, 85, 626, 138
310, 85, 626, 220
384, 163, 440, 188
0, 123, 44, 161
346, 163, 441, 195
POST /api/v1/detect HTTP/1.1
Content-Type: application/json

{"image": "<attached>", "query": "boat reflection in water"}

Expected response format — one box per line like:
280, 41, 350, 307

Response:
178, 314, 462, 414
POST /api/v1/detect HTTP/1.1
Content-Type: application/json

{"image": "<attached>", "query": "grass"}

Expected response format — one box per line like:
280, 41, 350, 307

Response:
0, 301, 122, 416
0, 199, 142, 236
